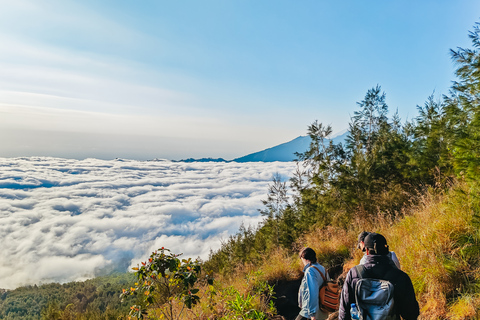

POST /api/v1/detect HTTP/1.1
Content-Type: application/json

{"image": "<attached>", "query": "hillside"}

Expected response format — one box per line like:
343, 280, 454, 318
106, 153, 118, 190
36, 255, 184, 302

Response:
0, 273, 136, 320
206, 181, 480, 320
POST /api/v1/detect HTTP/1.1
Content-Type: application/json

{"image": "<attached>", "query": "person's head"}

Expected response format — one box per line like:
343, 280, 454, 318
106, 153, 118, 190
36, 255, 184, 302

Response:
299, 247, 317, 265
364, 233, 389, 255
357, 231, 370, 252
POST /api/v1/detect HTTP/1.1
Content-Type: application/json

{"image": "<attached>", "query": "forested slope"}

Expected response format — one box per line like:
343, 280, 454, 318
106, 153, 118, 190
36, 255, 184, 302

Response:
0, 273, 136, 320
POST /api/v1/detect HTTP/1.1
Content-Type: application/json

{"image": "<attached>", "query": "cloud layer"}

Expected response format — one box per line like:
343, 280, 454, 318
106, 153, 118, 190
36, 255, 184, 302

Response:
0, 157, 297, 289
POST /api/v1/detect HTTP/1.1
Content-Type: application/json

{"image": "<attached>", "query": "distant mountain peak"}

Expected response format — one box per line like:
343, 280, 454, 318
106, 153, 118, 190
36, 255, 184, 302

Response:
233, 131, 348, 162
330, 128, 348, 139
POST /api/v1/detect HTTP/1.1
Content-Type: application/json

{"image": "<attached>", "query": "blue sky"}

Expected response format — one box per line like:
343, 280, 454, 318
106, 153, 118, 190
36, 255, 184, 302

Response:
0, 0, 478, 160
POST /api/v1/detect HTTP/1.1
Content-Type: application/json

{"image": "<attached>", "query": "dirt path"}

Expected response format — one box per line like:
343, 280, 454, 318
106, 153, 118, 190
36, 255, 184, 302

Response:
273, 279, 301, 320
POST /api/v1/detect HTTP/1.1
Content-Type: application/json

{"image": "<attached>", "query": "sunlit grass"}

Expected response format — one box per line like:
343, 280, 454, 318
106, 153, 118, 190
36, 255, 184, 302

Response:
447, 294, 479, 320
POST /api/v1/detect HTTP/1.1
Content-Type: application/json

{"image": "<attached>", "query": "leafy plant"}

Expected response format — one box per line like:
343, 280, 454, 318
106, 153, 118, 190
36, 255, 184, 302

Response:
120, 247, 213, 320
222, 292, 267, 320
218, 271, 276, 320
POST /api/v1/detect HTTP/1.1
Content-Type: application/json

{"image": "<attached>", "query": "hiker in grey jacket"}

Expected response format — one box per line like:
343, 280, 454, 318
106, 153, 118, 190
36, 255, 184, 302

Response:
297, 247, 329, 320
339, 233, 419, 320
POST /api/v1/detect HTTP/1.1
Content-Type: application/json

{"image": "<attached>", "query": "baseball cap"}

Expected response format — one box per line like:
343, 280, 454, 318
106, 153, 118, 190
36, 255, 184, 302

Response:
364, 232, 389, 255
357, 231, 370, 249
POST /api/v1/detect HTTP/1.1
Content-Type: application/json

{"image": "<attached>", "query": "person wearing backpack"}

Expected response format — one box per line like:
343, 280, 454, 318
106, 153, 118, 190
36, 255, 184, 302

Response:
296, 247, 329, 320
338, 233, 419, 320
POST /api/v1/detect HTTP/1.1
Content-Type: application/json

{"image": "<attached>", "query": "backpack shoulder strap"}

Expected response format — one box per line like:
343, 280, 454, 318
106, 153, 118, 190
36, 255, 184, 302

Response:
356, 263, 396, 281
310, 265, 327, 283
354, 265, 367, 279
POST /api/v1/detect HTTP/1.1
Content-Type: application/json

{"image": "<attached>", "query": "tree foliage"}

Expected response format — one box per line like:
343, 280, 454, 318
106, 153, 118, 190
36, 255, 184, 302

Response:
0, 273, 136, 320
445, 22, 480, 180
120, 247, 213, 320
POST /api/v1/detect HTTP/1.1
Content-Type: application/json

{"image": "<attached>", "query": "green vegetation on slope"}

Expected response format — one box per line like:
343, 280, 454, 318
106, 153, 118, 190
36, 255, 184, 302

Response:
0, 273, 136, 320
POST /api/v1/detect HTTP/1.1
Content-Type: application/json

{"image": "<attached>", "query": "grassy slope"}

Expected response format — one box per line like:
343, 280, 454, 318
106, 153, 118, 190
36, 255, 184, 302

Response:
203, 181, 480, 319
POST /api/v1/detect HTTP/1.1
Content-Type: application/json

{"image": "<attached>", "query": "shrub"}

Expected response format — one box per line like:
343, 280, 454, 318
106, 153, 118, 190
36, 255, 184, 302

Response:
120, 248, 213, 320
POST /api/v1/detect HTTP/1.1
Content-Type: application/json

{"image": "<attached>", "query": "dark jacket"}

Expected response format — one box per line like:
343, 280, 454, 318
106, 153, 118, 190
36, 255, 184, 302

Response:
338, 255, 420, 320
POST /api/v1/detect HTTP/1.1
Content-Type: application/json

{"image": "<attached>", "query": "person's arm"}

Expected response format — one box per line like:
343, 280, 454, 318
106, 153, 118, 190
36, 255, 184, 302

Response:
397, 274, 420, 320
338, 269, 354, 320
389, 251, 401, 269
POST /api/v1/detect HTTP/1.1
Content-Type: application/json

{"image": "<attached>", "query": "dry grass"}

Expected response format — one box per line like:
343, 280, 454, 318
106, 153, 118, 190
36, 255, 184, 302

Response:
184, 260, 283, 320
447, 294, 479, 320
255, 247, 301, 282
388, 183, 480, 319
296, 225, 353, 275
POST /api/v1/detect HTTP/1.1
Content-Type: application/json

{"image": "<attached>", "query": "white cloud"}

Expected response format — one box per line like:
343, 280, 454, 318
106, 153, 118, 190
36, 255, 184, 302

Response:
0, 157, 296, 289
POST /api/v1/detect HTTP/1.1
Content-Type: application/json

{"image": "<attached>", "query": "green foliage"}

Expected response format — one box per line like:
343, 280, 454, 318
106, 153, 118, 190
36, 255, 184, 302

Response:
221, 293, 267, 320
407, 94, 453, 185
205, 226, 253, 274
120, 248, 212, 320
340, 86, 413, 214
259, 173, 289, 247
0, 273, 136, 320
219, 271, 275, 320
444, 22, 480, 180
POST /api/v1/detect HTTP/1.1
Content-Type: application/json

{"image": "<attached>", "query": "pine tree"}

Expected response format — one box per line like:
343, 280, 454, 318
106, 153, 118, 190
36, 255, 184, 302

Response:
259, 173, 288, 246
342, 86, 411, 214
444, 22, 480, 180
294, 121, 346, 228
408, 94, 453, 185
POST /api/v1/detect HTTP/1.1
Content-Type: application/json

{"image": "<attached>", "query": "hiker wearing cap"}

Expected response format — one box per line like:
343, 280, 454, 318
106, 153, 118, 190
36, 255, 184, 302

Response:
339, 233, 419, 320
357, 231, 401, 269
296, 247, 329, 320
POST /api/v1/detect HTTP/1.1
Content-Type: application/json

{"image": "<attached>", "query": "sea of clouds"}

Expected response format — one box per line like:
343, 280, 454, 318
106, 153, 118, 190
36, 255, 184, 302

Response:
0, 157, 297, 289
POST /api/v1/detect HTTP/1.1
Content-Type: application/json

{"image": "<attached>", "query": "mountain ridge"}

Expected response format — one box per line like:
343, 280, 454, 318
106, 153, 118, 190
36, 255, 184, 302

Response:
175, 131, 348, 163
